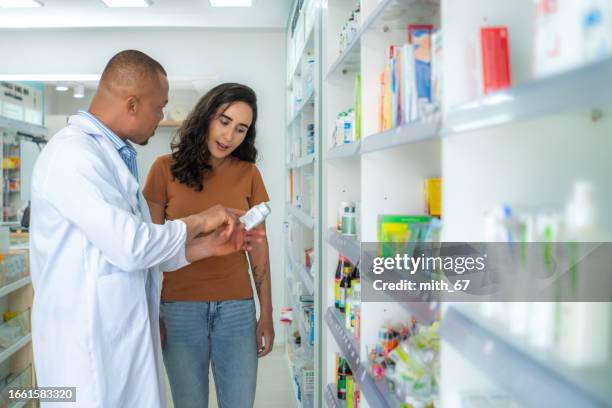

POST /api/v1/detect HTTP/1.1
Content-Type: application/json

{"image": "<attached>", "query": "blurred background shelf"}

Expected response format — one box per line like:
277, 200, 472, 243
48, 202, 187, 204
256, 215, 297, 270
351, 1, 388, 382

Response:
441, 306, 611, 408
443, 57, 612, 134
0, 334, 31, 365
0, 117, 47, 137
361, 119, 441, 154
0, 277, 31, 298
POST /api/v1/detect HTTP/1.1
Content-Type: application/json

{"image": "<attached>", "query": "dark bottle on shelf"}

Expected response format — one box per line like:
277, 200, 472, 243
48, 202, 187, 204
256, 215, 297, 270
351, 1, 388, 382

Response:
335, 256, 350, 309
337, 356, 348, 400
339, 262, 352, 313
351, 262, 360, 288
335, 256, 343, 309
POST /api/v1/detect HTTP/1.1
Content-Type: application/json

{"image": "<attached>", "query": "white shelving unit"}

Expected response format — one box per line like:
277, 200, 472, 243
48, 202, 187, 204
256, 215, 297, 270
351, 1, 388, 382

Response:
289, 0, 612, 407
322, 1, 441, 407
285, 1, 322, 407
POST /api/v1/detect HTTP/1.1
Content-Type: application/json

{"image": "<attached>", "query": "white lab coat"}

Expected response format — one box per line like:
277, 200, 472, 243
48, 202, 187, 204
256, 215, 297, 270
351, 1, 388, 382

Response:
30, 114, 188, 407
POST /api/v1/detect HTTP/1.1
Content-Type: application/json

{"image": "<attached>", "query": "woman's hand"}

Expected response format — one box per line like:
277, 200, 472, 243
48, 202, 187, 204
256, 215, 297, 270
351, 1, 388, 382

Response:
256, 315, 275, 358
186, 223, 266, 261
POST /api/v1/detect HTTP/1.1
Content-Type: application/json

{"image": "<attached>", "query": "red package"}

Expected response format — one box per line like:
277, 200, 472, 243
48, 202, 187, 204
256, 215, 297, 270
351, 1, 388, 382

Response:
480, 27, 512, 94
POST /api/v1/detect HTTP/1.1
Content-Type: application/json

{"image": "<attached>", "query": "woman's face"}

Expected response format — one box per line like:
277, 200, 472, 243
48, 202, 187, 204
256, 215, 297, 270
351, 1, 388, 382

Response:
207, 101, 253, 160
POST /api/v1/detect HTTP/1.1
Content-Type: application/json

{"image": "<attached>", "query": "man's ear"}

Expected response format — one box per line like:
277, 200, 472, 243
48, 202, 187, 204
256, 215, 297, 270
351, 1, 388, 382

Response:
126, 96, 138, 115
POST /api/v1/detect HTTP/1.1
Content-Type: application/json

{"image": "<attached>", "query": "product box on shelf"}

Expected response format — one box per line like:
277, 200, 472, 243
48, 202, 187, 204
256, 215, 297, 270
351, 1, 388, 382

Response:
480, 27, 512, 95
425, 178, 442, 217
377, 215, 435, 258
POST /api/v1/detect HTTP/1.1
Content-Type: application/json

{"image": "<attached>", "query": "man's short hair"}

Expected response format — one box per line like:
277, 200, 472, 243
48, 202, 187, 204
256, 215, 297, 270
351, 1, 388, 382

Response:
100, 50, 167, 88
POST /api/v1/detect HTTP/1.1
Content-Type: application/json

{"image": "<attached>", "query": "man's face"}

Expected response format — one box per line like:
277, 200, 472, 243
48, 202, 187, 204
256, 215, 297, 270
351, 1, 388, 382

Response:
127, 73, 168, 146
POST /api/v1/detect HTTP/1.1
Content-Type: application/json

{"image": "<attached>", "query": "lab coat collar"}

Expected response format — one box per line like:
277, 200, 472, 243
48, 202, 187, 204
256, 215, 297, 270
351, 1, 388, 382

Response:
68, 114, 141, 215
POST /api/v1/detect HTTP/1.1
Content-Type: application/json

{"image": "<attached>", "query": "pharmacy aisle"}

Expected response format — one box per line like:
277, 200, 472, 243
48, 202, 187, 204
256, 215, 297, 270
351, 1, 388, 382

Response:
283, 0, 612, 407
283, 1, 321, 407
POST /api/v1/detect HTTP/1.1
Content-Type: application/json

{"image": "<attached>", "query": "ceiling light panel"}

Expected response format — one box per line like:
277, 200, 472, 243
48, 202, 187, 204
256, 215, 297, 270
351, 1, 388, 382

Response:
0, 0, 43, 8
100, 0, 152, 8
209, 0, 253, 7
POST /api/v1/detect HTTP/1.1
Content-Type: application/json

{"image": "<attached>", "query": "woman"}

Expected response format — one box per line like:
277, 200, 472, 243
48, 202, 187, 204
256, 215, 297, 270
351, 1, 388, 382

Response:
143, 83, 274, 408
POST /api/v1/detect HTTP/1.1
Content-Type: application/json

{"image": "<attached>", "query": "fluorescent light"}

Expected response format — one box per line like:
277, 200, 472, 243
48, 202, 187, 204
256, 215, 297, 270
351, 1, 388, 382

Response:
100, 0, 151, 7
0, 0, 42, 8
209, 0, 252, 7
73, 84, 85, 99
56, 82, 69, 92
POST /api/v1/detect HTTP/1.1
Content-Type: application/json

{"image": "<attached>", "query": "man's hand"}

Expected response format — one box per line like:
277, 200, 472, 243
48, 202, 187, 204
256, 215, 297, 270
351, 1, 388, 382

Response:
182, 205, 244, 241
256, 315, 275, 358
185, 223, 266, 261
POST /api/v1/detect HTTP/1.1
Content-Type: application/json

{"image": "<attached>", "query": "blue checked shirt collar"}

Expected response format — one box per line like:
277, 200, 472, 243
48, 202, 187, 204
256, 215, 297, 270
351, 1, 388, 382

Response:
78, 110, 139, 182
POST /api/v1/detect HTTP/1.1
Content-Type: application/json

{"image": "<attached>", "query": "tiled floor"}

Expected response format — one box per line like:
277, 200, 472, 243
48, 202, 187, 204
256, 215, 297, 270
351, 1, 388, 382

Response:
165, 347, 296, 408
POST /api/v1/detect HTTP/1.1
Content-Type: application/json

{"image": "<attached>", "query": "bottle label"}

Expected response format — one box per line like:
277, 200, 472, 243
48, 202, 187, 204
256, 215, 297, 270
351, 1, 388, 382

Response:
346, 375, 353, 405
345, 303, 351, 329
337, 376, 347, 400
339, 288, 346, 309
335, 279, 341, 306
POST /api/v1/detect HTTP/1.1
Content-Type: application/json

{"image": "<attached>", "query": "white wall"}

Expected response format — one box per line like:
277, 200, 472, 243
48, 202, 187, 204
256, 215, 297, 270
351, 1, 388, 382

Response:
3, 28, 287, 343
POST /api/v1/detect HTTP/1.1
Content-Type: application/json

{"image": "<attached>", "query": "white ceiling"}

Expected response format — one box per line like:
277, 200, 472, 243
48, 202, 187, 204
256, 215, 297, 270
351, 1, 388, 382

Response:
0, 0, 292, 29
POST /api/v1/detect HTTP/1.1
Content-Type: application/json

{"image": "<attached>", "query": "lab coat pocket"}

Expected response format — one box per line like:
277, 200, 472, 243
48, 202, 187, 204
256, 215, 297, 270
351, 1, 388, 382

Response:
96, 272, 147, 340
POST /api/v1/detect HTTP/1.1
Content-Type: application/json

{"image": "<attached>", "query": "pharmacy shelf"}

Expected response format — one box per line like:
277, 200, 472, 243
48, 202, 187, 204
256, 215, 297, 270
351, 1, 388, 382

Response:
0, 276, 31, 298
326, 142, 361, 160
441, 306, 611, 408
0, 116, 47, 137
326, 228, 360, 266
325, 307, 391, 408
0, 334, 31, 365
288, 154, 316, 169
325, 383, 345, 408
443, 56, 612, 134
287, 260, 314, 354
289, 205, 315, 229
326, 0, 429, 79
287, 353, 303, 408
290, 256, 315, 295
288, 88, 316, 127
289, 21, 316, 88
325, 307, 360, 371
361, 119, 441, 154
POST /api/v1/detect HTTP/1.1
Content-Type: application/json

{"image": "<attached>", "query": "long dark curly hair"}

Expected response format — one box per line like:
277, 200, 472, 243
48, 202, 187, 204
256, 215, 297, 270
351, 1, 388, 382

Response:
170, 83, 258, 191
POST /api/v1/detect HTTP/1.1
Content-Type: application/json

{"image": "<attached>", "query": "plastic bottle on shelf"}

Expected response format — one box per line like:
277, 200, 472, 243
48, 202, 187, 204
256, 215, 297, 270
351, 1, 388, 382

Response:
559, 180, 610, 366
345, 108, 356, 143
334, 112, 347, 146
342, 114, 353, 144
341, 204, 357, 236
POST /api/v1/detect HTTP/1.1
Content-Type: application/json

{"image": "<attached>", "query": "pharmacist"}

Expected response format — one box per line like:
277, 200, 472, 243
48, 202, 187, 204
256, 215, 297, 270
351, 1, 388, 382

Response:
29, 50, 263, 408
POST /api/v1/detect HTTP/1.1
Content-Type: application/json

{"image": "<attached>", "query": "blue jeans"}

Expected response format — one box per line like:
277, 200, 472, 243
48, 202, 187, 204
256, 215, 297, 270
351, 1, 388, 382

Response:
160, 299, 258, 408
